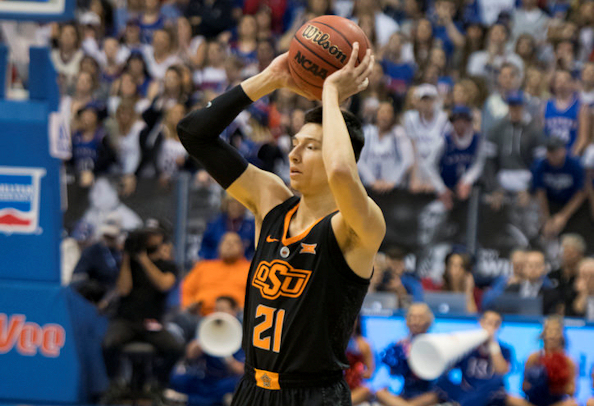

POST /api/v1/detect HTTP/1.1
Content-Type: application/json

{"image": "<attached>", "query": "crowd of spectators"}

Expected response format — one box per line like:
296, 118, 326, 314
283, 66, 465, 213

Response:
9, 0, 594, 403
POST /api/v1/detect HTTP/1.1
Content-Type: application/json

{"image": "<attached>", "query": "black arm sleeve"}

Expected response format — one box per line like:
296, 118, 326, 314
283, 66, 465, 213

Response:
177, 85, 253, 189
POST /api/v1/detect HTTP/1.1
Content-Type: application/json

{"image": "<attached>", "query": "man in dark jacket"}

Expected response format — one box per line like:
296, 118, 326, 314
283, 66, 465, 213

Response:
484, 90, 544, 204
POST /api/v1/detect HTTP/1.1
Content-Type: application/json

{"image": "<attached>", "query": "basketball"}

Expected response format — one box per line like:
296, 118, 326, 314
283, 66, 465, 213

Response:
288, 15, 370, 100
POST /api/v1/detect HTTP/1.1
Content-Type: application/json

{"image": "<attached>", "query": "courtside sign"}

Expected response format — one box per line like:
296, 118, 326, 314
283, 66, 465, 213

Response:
0, 166, 46, 234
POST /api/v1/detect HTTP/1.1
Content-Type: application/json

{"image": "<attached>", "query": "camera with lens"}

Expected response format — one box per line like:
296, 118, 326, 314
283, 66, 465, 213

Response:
124, 230, 149, 255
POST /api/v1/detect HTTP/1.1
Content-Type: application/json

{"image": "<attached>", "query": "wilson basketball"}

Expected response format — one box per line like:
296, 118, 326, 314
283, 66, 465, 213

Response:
288, 15, 370, 100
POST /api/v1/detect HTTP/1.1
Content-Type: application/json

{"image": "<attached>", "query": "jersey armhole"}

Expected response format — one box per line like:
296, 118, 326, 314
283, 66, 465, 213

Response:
325, 213, 371, 286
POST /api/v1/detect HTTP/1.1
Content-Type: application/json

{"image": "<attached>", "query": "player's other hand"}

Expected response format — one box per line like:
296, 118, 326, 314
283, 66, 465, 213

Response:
263, 52, 316, 100
323, 42, 374, 102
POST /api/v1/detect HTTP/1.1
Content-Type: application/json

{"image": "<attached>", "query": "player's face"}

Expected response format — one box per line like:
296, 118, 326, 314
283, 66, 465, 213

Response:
289, 123, 328, 193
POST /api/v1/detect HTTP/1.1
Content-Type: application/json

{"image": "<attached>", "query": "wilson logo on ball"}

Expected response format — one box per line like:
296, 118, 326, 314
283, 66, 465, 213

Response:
301, 25, 347, 64
294, 51, 329, 79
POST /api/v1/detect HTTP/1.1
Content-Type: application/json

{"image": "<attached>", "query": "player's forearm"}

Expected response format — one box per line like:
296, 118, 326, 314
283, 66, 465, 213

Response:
241, 71, 280, 101
177, 86, 251, 189
321, 86, 359, 177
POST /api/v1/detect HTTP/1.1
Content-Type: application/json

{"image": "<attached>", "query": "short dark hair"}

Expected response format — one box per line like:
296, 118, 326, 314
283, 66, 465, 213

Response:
304, 106, 365, 162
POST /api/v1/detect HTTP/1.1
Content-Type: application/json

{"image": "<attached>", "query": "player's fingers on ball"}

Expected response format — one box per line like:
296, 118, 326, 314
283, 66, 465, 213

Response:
362, 55, 374, 79
355, 49, 372, 75
347, 42, 359, 68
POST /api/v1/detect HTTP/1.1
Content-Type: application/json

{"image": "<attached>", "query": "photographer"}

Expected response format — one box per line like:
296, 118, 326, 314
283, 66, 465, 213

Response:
101, 228, 184, 404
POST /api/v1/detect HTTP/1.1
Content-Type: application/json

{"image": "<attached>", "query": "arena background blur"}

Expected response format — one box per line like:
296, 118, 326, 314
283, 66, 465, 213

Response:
2, 0, 594, 405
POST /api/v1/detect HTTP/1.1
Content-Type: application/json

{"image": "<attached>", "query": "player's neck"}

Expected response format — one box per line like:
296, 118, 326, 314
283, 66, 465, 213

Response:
295, 192, 337, 226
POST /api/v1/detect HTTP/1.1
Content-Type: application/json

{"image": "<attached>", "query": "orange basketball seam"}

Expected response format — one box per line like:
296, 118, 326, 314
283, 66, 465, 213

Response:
294, 36, 343, 71
288, 61, 323, 89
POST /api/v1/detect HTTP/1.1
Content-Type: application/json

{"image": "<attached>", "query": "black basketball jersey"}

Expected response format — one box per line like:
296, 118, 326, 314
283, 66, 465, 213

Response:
242, 196, 370, 374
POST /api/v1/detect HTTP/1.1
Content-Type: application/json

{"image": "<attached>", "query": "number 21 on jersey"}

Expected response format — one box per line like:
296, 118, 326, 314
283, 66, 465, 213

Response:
253, 304, 285, 353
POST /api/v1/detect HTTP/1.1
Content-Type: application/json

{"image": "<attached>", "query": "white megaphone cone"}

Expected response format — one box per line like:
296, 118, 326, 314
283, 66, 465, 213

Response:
409, 329, 489, 380
198, 312, 243, 357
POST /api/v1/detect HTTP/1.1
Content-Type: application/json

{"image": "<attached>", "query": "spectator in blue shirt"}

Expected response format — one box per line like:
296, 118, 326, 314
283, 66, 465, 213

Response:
70, 213, 123, 305
199, 194, 256, 260
425, 105, 485, 210
138, 0, 165, 44
532, 137, 586, 239
376, 247, 424, 306
381, 33, 416, 97
432, 0, 466, 59
71, 105, 115, 186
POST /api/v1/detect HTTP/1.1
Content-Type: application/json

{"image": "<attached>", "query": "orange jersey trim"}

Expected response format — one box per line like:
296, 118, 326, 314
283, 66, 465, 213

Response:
281, 202, 327, 246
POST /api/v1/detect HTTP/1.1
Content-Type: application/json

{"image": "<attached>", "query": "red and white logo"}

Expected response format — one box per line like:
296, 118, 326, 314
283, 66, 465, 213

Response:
0, 313, 66, 357
0, 166, 46, 234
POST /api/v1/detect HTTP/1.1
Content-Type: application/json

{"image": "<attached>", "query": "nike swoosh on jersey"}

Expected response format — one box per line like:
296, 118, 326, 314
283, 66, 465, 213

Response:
206, 101, 212, 108
266, 235, 279, 243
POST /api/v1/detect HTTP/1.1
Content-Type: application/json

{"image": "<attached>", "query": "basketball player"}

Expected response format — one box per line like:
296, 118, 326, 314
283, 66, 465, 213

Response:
177, 42, 385, 405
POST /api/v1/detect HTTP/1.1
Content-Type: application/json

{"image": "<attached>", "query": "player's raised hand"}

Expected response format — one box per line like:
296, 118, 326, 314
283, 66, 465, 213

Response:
323, 42, 374, 102
262, 52, 316, 100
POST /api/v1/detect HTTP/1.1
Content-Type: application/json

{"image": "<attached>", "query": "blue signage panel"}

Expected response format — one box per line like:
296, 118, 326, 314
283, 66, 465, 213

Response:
363, 315, 594, 404
0, 101, 62, 283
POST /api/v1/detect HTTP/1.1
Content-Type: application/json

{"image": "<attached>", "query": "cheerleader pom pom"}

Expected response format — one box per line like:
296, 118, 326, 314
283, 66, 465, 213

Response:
541, 353, 571, 394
